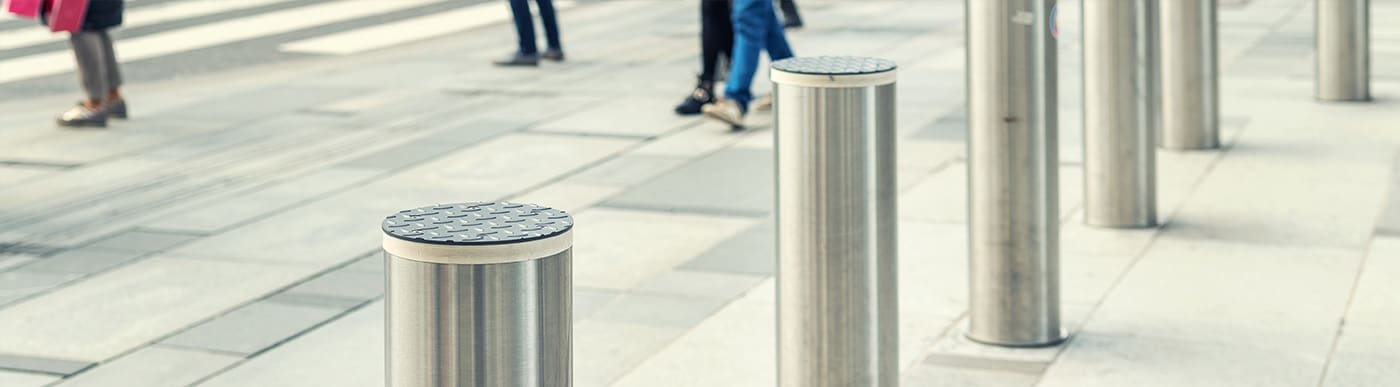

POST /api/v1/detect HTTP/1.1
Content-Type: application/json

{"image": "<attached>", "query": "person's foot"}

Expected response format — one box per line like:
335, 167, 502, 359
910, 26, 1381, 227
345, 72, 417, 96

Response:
56, 104, 107, 128
753, 94, 773, 112
493, 52, 539, 67
675, 82, 716, 115
103, 98, 128, 119
541, 49, 565, 62
702, 99, 746, 130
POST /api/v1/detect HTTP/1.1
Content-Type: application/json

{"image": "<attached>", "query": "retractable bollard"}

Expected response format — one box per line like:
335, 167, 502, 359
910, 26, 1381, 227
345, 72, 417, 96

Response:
1082, 0, 1158, 228
1317, 0, 1370, 101
383, 202, 573, 387
1160, 0, 1219, 150
966, 0, 1064, 347
772, 56, 898, 387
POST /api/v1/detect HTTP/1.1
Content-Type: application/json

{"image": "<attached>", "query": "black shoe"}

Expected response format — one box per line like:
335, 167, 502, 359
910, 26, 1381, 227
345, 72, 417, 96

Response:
493, 52, 539, 67
542, 49, 565, 62
675, 82, 716, 115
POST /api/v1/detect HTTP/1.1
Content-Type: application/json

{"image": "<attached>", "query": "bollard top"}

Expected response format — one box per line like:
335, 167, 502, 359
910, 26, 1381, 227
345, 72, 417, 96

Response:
381, 202, 574, 264
770, 56, 897, 88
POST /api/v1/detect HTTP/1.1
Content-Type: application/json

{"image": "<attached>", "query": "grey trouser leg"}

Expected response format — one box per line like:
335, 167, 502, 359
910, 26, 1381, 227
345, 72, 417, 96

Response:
69, 30, 122, 101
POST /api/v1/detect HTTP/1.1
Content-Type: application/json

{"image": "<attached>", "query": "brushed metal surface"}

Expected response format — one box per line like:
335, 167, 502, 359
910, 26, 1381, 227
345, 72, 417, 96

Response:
1160, 0, 1219, 150
1317, 0, 1370, 101
965, 0, 1064, 347
1082, 0, 1158, 228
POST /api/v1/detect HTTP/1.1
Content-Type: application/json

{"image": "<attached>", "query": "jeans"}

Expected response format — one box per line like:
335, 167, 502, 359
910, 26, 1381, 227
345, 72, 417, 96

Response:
508, 0, 562, 55
724, 0, 793, 109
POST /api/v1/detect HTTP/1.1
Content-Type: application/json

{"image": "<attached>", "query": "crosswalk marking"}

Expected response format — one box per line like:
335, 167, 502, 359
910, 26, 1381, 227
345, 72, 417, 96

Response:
0, 0, 441, 84
279, 1, 576, 55
0, 0, 296, 51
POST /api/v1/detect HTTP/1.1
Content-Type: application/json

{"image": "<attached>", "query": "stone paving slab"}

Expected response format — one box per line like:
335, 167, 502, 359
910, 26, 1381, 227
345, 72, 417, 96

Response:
0, 370, 58, 387
0, 354, 93, 377
161, 301, 348, 356
1037, 333, 1325, 387
572, 208, 754, 290
197, 302, 383, 387
17, 249, 147, 275
603, 148, 773, 216
0, 257, 316, 361
52, 346, 241, 387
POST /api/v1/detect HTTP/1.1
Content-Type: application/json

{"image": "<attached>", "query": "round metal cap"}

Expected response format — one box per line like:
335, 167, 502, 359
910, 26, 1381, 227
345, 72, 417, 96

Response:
381, 202, 574, 265
770, 56, 897, 88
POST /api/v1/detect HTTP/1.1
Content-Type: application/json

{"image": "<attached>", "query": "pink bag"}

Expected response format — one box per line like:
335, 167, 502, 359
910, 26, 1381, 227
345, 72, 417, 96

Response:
4, 0, 42, 19
46, 0, 87, 33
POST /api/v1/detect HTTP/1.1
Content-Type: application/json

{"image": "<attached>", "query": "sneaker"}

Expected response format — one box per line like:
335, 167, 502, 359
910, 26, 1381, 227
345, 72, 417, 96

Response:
702, 99, 746, 130
56, 105, 107, 128
675, 82, 716, 115
493, 52, 540, 67
753, 94, 773, 112
541, 49, 565, 62
103, 99, 128, 119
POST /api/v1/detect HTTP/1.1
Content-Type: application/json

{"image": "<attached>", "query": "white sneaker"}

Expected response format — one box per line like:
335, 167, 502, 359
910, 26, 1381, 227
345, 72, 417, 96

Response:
702, 99, 746, 130
753, 94, 773, 112
56, 105, 107, 128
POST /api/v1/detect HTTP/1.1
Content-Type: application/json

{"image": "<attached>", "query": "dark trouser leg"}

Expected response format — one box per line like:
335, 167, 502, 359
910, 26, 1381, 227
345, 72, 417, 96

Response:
700, 0, 734, 83
535, 0, 562, 51
97, 30, 122, 94
778, 0, 801, 25
508, 0, 538, 54
69, 31, 110, 102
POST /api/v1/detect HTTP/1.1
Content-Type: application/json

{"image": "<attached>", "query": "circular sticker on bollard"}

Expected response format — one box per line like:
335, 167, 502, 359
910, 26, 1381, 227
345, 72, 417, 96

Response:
1050, 4, 1059, 39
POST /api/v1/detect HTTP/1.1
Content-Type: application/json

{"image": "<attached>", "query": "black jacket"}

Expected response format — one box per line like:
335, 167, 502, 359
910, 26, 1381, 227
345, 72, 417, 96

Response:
40, 0, 123, 31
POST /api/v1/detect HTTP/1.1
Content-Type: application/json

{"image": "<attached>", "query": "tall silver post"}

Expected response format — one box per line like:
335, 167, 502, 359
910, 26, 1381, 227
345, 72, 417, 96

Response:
965, 0, 1063, 347
773, 56, 899, 387
1317, 0, 1369, 101
1160, 0, 1219, 150
1082, 0, 1158, 228
384, 202, 573, 387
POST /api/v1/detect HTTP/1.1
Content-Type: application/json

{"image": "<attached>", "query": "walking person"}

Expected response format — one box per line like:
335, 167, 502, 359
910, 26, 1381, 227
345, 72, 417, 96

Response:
702, 0, 794, 129
675, 0, 733, 115
54, 0, 128, 128
778, 0, 802, 29
495, 0, 564, 66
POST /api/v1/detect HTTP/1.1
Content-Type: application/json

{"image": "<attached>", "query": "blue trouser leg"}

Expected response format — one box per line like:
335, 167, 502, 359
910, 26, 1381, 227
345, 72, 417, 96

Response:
725, 0, 791, 109
536, 0, 562, 50
508, 0, 538, 54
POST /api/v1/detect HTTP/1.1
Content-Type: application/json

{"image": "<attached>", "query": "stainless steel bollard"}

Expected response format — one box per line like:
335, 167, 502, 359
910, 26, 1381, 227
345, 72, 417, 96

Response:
1317, 0, 1370, 101
383, 202, 573, 387
772, 56, 898, 387
1082, 0, 1158, 228
966, 0, 1064, 347
1160, 0, 1219, 150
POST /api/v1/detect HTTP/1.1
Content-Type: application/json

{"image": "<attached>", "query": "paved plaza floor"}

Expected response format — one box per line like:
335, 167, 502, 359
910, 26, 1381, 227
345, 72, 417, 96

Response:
1, 0, 1399, 385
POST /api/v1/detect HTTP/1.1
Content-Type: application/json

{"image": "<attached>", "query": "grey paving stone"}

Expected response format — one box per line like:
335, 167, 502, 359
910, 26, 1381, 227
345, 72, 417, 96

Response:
196, 301, 384, 387
575, 287, 621, 322
900, 362, 1039, 387
0, 370, 58, 387
1375, 159, 1400, 236
162, 301, 346, 355
1321, 326, 1400, 387
533, 96, 701, 137
633, 269, 765, 301
83, 230, 200, 254
342, 254, 384, 273
911, 108, 967, 142
591, 292, 731, 328
265, 293, 367, 309
281, 269, 384, 305
0, 353, 93, 376
336, 136, 469, 171
21, 249, 145, 275
1037, 334, 1323, 387
0, 255, 36, 271
162, 86, 359, 122
53, 346, 240, 387
0, 271, 80, 306
603, 148, 773, 216
576, 320, 686, 387
571, 154, 690, 186
678, 220, 775, 275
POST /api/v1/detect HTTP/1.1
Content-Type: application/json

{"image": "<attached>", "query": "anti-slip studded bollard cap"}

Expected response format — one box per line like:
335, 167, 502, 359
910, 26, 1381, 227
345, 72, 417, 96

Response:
771, 56, 898, 88
381, 202, 574, 265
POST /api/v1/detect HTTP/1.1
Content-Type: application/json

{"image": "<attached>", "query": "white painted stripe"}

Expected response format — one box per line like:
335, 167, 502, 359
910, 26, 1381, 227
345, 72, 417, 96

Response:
279, 1, 575, 55
0, 0, 295, 51
0, 0, 441, 84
